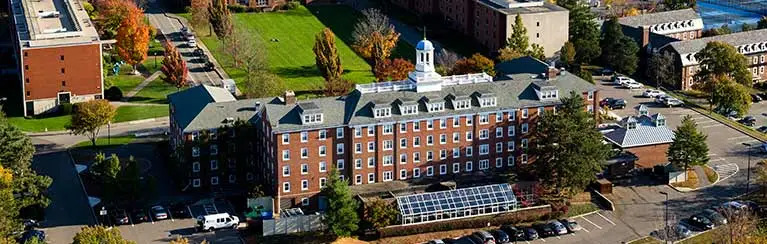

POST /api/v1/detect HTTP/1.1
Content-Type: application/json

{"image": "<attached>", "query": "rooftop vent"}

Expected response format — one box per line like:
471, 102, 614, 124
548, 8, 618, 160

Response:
37, 11, 60, 18
223, 117, 235, 123
42, 28, 67, 34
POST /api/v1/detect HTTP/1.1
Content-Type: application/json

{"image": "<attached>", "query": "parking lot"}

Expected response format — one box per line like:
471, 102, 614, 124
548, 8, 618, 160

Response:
530, 211, 637, 244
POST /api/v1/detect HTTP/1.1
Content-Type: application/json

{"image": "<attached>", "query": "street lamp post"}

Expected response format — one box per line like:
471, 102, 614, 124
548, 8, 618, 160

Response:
660, 191, 669, 243
108, 122, 111, 145
743, 142, 753, 194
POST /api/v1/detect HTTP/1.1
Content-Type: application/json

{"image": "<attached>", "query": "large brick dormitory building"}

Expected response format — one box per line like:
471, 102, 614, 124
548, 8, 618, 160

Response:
168, 39, 598, 213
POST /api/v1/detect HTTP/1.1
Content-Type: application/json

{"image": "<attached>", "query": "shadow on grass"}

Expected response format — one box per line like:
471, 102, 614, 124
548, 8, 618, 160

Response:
127, 96, 168, 104
273, 65, 321, 78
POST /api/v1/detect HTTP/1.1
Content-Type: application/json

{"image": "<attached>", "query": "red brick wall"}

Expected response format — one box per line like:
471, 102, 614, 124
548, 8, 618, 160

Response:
22, 44, 102, 100
679, 53, 767, 91
626, 143, 670, 168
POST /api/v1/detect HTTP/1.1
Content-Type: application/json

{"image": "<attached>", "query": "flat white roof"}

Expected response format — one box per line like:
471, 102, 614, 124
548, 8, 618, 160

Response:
10, 0, 100, 48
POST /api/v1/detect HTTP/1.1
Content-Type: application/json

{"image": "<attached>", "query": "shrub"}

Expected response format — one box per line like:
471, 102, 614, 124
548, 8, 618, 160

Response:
246, 6, 262, 12
284, 0, 300, 10
59, 103, 74, 115
227, 4, 246, 13
105, 86, 124, 101
184, 6, 192, 13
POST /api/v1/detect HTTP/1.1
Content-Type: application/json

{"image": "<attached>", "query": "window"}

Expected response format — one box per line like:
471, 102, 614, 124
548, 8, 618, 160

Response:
427, 120, 434, 130
479, 159, 489, 170
440, 149, 447, 159
521, 139, 528, 149
480, 98, 496, 107
192, 147, 200, 157
496, 142, 503, 153
301, 180, 309, 191
440, 119, 447, 128
453, 148, 460, 158
496, 127, 503, 138
401, 104, 418, 115
496, 158, 503, 168
453, 116, 460, 127
508, 156, 515, 166
337, 159, 345, 169
62, 80, 66, 86
301, 164, 309, 174
319, 146, 327, 156
508, 141, 515, 151
368, 173, 375, 183
414, 121, 421, 131
413, 152, 421, 163
453, 163, 460, 173
229, 174, 236, 183
479, 129, 489, 139
337, 143, 344, 154
466, 117, 473, 126
414, 137, 421, 147
301, 148, 308, 158
413, 168, 421, 178
210, 160, 218, 170
301, 198, 309, 206
319, 130, 327, 140
374, 108, 392, 118
522, 154, 528, 164
479, 144, 489, 155
355, 143, 362, 153
400, 123, 407, 133
521, 123, 529, 134
355, 127, 362, 137
319, 161, 327, 172
428, 103, 445, 112
283, 182, 291, 192
383, 140, 393, 150
427, 151, 434, 161
192, 179, 201, 187
383, 171, 393, 181
588, 91, 594, 101
400, 138, 407, 148
355, 175, 362, 184
282, 134, 290, 144
337, 128, 344, 138
368, 142, 375, 152
466, 147, 473, 156
453, 132, 460, 142
400, 154, 407, 164
300, 131, 308, 142
383, 124, 393, 134
466, 131, 473, 141
426, 166, 434, 176
383, 155, 393, 165
303, 113, 323, 124
320, 177, 327, 188
522, 108, 528, 119
282, 166, 290, 176
427, 135, 434, 145
355, 159, 362, 169
367, 126, 375, 136
192, 162, 200, 172
368, 157, 376, 168
466, 161, 473, 171
479, 115, 489, 124
400, 169, 407, 179
61, 68, 65, 74
440, 164, 447, 175
495, 112, 502, 123
209, 176, 218, 185
282, 150, 290, 160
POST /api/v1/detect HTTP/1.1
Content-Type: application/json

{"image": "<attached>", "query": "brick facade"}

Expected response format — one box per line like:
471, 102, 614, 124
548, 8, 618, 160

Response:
625, 143, 670, 169
675, 53, 767, 91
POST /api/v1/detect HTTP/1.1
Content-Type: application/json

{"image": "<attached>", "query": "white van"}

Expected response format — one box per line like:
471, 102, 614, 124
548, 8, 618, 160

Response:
196, 213, 239, 232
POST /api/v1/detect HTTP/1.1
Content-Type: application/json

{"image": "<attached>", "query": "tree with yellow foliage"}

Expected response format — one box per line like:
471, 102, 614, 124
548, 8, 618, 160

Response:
115, 6, 150, 75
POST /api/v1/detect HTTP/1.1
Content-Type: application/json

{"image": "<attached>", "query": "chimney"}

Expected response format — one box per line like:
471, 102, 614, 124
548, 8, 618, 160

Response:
255, 101, 261, 108
547, 67, 558, 80
283, 90, 296, 105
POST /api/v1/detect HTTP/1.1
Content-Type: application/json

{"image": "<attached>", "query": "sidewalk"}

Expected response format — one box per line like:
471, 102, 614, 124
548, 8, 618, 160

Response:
123, 71, 162, 100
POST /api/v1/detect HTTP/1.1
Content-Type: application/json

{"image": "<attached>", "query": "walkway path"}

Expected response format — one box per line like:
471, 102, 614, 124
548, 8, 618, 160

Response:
693, 165, 712, 188
123, 71, 162, 100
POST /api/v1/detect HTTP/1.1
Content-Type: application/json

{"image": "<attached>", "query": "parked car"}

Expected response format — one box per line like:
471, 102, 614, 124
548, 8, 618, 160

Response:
655, 95, 670, 104
642, 89, 665, 98
470, 230, 496, 244
150, 205, 168, 220
760, 143, 767, 153
489, 230, 510, 244
427, 239, 446, 244
757, 126, 767, 133
613, 76, 634, 85
204, 61, 215, 71
193, 48, 204, 56
523, 227, 539, 240
701, 208, 727, 226
688, 214, 714, 230
753, 94, 763, 103
111, 209, 129, 225
17, 230, 45, 243
559, 219, 582, 233
196, 213, 239, 232
664, 97, 684, 107
622, 81, 644, 89
466, 235, 485, 244
600, 97, 615, 107
500, 225, 526, 241
605, 98, 627, 109
601, 68, 614, 76
739, 116, 757, 127
22, 219, 39, 230
674, 224, 692, 239
533, 223, 555, 237
180, 27, 189, 35
169, 202, 190, 219
453, 236, 478, 244
187, 39, 197, 48
132, 209, 149, 223
547, 220, 568, 235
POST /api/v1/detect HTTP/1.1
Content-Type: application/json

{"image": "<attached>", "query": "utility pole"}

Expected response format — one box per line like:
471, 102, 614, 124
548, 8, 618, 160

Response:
744, 142, 753, 194
660, 191, 670, 243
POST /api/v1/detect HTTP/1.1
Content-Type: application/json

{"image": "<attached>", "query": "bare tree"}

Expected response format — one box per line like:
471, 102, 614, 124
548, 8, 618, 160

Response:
717, 207, 758, 244
352, 8, 390, 49
220, 27, 267, 73
436, 49, 460, 71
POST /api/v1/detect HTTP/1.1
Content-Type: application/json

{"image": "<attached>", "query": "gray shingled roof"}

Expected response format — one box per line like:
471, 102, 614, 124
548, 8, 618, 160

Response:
168, 85, 236, 132
477, 0, 567, 15
602, 114, 675, 148
666, 28, 767, 54
619, 8, 700, 28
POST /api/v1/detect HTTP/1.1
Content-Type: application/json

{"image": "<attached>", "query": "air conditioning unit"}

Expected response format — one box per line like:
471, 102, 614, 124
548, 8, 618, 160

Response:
37, 11, 60, 18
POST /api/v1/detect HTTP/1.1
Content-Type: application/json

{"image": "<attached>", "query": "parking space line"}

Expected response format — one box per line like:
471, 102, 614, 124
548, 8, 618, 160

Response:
696, 120, 718, 124
707, 153, 717, 156
581, 227, 590, 233
737, 139, 760, 145
702, 124, 724, 128
728, 135, 751, 140
187, 205, 194, 218
597, 212, 616, 226
556, 236, 561, 239
539, 238, 546, 242
581, 216, 602, 229
168, 208, 175, 222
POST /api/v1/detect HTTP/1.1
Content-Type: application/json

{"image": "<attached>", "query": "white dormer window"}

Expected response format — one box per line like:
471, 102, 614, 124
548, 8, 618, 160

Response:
540, 90, 559, 100
657, 118, 666, 127
374, 108, 391, 118
628, 122, 637, 129
428, 102, 445, 112
401, 105, 418, 115
453, 99, 471, 110
479, 97, 497, 107
303, 113, 323, 124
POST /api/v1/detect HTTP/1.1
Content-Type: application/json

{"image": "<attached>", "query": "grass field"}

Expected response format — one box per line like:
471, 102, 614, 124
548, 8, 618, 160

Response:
127, 78, 178, 104
107, 58, 163, 93
72, 135, 136, 149
566, 203, 600, 217
113, 105, 168, 123
8, 105, 168, 132
197, 5, 414, 96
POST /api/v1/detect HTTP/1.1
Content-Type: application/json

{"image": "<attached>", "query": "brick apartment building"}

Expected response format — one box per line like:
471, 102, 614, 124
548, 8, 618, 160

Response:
601, 105, 674, 169
389, 0, 568, 57
618, 8, 703, 52
168, 39, 598, 213
8, 0, 104, 116
659, 28, 767, 90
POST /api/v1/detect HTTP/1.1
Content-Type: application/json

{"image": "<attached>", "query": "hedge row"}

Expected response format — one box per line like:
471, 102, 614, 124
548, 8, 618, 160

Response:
377, 205, 553, 238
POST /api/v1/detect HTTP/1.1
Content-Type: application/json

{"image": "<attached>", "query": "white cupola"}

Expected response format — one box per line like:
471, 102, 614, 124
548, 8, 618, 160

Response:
409, 37, 443, 93
415, 39, 435, 73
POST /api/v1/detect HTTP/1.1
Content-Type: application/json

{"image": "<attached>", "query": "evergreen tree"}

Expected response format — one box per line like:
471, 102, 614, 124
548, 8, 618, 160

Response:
646, 52, 676, 88
119, 156, 141, 203
559, 41, 576, 69
208, 0, 232, 39
72, 226, 135, 244
313, 28, 344, 82
758, 17, 767, 29
321, 167, 359, 237
0, 122, 52, 211
530, 92, 611, 196
600, 18, 638, 74
529, 44, 546, 61
507, 14, 529, 54
563, 3, 601, 64
668, 116, 709, 174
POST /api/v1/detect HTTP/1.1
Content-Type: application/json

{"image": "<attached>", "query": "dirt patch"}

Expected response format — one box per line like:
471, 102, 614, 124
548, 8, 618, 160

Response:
670, 170, 699, 189
703, 165, 718, 184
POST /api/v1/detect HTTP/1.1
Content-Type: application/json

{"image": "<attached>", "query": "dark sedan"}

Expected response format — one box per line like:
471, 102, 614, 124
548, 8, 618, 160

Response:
500, 225, 526, 241
112, 209, 129, 225
524, 227, 539, 241
688, 214, 714, 231
533, 223, 555, 237
740, 116, 757, 127
132, 209, 149, 223
701, 209, 727, 226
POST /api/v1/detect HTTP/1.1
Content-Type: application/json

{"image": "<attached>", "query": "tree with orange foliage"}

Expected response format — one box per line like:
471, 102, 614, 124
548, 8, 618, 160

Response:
160, 40, 188, 90
190, 0, 212, 35
374, 58, 414, 81
452, 54, 495, 76
92, 0, 136, 38
352, 9, 399, 65
116, 7, 150, 75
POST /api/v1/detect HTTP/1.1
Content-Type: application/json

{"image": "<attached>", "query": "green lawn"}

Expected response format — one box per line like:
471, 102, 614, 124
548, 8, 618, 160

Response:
106, 59, 162, 93
113, 105, 168, 123
127, 78, 178, 104
72, 135, 136, 149
566, 203, 600, 217
198, 5, 414, 96
7, 114, 71, 132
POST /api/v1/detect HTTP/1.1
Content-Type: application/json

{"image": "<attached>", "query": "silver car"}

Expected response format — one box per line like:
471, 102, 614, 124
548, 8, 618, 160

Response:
548, 220, 568, 235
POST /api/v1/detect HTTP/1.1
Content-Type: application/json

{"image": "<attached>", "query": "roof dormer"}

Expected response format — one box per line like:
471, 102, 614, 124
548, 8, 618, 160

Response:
298, 102, 323, 125
532, 80, 559, 101
449, 92, 472, 110
653, 113, 666, 127
624, 116, 638, 130
397, 98, 419, 115
474, 90, 497, 108
372, 100, 392, 118
638, 104, 649, 116
421, 95, 445, 113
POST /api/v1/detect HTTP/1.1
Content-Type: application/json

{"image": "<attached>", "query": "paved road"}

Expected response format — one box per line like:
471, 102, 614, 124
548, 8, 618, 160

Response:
145, 0, 224, 87
29, 117, 169, 153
